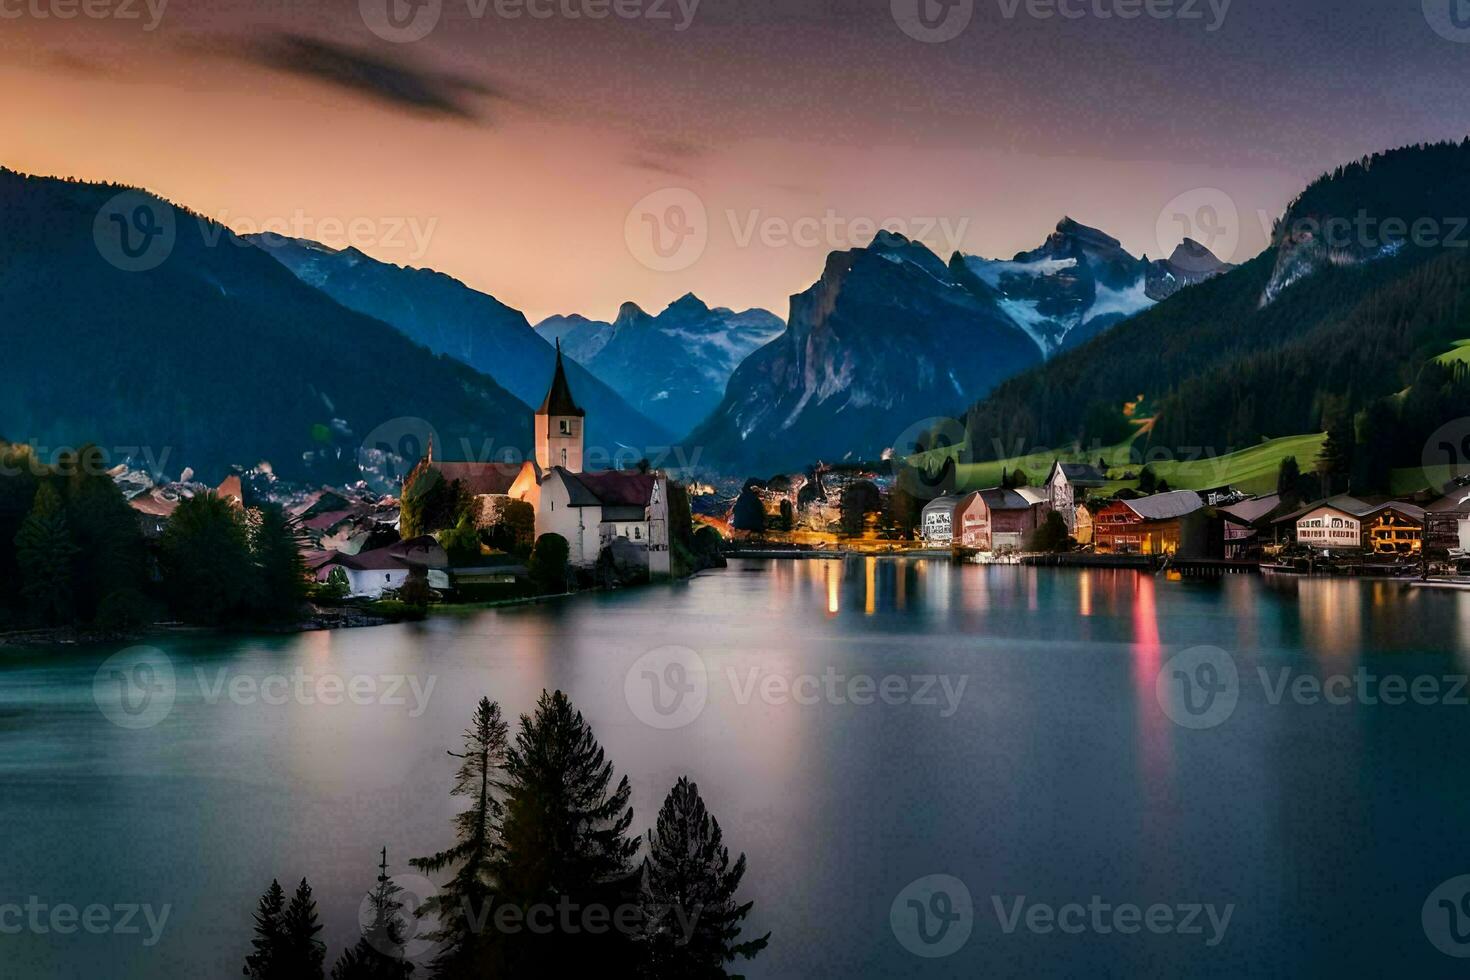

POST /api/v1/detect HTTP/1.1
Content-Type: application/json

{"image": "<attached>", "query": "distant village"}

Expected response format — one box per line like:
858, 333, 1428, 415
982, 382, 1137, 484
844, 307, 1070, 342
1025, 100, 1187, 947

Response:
98, 352, 1470, 613
710, 456, 1470, 580
115, 345, 701, 605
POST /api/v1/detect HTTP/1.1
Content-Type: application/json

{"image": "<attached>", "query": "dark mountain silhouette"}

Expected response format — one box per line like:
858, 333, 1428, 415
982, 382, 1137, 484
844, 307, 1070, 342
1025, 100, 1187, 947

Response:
0, 169, 530, 483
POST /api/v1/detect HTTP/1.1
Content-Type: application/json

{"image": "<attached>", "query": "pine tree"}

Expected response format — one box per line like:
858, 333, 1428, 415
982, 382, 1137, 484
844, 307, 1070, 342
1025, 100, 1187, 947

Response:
637, 777, 769, 979
250, 504, 307, 622
332, 848, 415, 980
281, 878, 326, 979
14, 482, 78, 625
244, 879, 288, 979
411, 697, 508, 978
160, 491, 253, 624
1276, 456, 1303, 506
494, 690, 641, 975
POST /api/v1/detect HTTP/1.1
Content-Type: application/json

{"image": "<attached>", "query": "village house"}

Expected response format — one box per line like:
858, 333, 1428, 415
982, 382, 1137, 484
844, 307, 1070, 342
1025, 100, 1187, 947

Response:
1216, 493, 1281, 559
312, 536, 449, 599
1093, 489, 1210, 556
1425, 487, 1470, 557
1276, 495, 1425, 554
955, 488, 1044, 551
1045, 461, 1107, 532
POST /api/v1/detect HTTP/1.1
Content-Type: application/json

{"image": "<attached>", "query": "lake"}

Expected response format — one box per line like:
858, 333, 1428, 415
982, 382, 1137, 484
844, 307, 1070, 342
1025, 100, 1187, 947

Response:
4, 559, 1470, 978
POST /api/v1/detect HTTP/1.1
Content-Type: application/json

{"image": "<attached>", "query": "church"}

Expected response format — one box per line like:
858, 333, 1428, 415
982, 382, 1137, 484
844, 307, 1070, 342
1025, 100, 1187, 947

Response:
405, 343, 671, 576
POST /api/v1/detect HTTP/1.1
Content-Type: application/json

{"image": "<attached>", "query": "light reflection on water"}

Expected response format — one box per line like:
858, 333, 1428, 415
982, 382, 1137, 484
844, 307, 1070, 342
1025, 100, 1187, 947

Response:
1, 559, 1468, 979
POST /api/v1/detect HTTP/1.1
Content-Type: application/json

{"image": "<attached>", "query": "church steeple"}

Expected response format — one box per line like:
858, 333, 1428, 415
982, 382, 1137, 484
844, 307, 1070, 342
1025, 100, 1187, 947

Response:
534, 339, 585, 471
538, 340, 585, 418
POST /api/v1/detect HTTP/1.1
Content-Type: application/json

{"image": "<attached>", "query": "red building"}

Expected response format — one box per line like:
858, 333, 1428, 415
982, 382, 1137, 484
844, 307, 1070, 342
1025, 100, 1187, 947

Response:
955, 488, 1043, 551
1093, 490, 1208, 555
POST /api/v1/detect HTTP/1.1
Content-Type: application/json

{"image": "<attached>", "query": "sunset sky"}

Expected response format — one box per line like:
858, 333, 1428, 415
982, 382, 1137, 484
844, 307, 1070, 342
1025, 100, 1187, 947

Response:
4, 0, 1468, 322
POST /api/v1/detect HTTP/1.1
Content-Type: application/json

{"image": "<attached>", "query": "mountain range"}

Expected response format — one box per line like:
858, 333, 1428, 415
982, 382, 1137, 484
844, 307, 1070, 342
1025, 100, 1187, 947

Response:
533, 295, 784, 435
251, 236, 673, 455
960, 140, 1470, 495
6, 140, 1463, 489
0, 170, 531, 485
684, 222, 1228, 473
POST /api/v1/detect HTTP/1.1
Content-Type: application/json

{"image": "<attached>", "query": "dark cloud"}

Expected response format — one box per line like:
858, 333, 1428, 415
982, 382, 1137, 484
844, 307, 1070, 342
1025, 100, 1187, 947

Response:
626, 137, 707, 177
242, 33, 510, 122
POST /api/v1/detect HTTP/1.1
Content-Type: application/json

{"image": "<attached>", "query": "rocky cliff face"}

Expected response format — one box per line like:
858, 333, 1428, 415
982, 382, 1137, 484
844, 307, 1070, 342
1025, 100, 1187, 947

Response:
685, 231, 1043, 473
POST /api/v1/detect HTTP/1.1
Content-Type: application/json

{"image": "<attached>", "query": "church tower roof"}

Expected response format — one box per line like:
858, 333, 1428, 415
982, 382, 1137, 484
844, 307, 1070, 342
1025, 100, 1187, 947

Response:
538, 340, 585, 417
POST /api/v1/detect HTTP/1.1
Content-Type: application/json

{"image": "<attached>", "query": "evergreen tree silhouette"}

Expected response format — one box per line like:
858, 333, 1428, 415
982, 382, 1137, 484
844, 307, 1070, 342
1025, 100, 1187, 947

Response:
331, 848, 415, 980
637, 777, 769, 979
411, 697, 508, 977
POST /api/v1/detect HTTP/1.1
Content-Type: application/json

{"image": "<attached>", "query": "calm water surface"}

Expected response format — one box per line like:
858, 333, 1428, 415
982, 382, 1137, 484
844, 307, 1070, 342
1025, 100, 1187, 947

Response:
5, 560, 1470, 978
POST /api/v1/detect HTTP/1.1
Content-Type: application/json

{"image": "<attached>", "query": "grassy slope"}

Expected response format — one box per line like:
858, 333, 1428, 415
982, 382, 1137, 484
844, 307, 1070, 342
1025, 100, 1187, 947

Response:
1434, 338, 1470, 367
915, 432, 1327, 495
